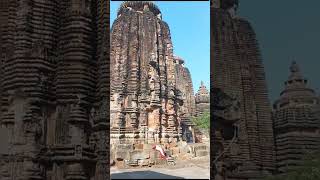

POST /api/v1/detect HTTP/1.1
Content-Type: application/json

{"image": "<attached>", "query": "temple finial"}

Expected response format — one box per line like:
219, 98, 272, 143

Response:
290, 60, 300, 73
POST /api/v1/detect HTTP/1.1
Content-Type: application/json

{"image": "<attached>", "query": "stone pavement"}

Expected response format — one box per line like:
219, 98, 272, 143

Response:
111, 165, 210, 179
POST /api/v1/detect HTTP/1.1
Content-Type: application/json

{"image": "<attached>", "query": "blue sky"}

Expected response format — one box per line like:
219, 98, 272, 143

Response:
239, 1, 320, 102
110, 1, 210, 93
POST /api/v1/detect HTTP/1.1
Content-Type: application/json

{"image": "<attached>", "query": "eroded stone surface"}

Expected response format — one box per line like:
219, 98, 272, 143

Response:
0, 1, 109, 179
110, 1, 182, 146
195, 81, 210, 116
212, 0, 275, 179
110, 1, 208, 168
273, 61, 320, 173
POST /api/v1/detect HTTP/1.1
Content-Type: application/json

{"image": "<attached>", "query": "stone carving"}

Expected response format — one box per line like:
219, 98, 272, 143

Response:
110, 1, 198, 166
212, 88, 240, 180
273, 61, 320, 173
111, 1, 185, 145
0, 0, 109, 179
212, 1, 275, 178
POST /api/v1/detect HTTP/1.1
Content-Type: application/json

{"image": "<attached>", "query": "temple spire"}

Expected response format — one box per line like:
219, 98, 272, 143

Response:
290, 60, 300, 73
288, 60, 304, 83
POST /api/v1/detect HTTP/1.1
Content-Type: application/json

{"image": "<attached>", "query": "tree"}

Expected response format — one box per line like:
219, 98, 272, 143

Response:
192, 111, 210, 130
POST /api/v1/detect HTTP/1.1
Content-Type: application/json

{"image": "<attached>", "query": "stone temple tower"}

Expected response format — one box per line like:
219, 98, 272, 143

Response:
110, 1, 185, 147
0, 0, 109, 179
212, 0, 275, 178
195, 81, 210, 117
273, 61, 320, 173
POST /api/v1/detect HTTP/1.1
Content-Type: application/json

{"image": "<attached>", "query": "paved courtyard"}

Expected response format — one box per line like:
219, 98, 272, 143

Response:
111, 161, 210, 179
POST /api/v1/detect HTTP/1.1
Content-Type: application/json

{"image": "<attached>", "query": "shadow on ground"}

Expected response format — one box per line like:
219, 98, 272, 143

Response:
111, 170, 184, 179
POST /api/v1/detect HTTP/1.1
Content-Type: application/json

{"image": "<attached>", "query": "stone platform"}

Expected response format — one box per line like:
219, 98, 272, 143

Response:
111, 142, 210, 169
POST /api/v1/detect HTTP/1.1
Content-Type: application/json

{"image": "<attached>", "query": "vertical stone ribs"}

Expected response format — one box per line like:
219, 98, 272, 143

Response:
0, 0, 109, 179
236, 18, 275, 172
212, 1, 275, 178
174, 56, 196, 142
110, 1, 187, 147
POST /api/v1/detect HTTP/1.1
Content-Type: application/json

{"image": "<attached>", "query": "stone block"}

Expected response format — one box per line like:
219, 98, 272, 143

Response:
110, 160, 115, 166
171, 147, 180, 155
129, 150, 144, 160
155, 158, 167, 165
117, 144, 133, 151
134, 143, 144, 150
115, 151, 129, 161
195, 150, 208, 157
180, 145, 190, 154
138, 159, 150, 166
169, 142, 177, 148
143, 143, 152, 150
165, 150, 172, 156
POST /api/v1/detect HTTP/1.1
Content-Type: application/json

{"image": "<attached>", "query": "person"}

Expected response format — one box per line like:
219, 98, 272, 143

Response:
152, 144, 167, 159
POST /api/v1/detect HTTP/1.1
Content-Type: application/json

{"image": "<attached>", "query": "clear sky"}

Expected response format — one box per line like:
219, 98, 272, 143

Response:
238, 0, 320, 103
110, 1, 210, 93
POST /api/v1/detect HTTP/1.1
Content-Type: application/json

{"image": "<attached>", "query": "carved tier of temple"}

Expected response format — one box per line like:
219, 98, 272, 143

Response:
273, 61, 320, 173
212, 0, 275, 179
0, 1, 109, 179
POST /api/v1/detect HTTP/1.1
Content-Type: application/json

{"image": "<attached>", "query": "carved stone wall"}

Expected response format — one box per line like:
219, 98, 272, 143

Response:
174, 56, 196, 143
174, 56, 195, 118
273, 61, 320, 173
212, 87, 240, 180
110, 1, 186, 147
0, 0, 109, 179
212, 1, 275, 179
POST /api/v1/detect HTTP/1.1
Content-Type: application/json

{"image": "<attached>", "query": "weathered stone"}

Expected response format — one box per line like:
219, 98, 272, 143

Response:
195, 81, 210, 116
155, 158, 167, 165
134, 144, 144, 150
110, 1, 185, 146
110, 1, 197, 166
171, 147, 180, 155
116, 151, 129, 161
273, 61, 320, 173
212, 0, 275, 178
196, 150, 209, 157
110, 159, 115, 166
0, 1, 109, 179
117, 144, 134, 151
175, 56, 197, 143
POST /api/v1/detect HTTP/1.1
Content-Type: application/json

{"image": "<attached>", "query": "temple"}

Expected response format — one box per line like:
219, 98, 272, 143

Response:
212, 0, 275, 179
0, 1, 109, 179
110, 1, 182, 146
195, 81, 210, 116
272, 61, 320, 173
174, 56, 197, 143
110, 1, 207, 167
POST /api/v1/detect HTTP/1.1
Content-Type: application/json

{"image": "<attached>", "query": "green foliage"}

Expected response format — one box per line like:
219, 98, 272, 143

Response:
264, 151, 320, 180
192, 111, 210, 130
